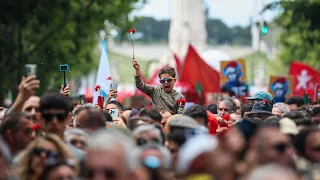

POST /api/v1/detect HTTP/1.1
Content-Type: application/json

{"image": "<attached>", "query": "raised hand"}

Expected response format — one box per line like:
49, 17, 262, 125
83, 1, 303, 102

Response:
19, 75, 40, 100
132, 59, 140, 71
60, 84, 70, 97
108, 89, 117, 99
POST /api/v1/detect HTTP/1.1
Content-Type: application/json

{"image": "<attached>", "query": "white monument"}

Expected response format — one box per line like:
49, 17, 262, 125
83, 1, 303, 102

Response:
167, 0, 207, 63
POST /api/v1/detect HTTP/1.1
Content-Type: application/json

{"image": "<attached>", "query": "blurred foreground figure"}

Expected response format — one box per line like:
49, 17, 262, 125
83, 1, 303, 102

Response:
176, 134, 219, 178
0, 137, 12, 179
253, 126, 294, 166
0, 112, 35, 156
247, 163, 299, 180
83, 130, 139, 180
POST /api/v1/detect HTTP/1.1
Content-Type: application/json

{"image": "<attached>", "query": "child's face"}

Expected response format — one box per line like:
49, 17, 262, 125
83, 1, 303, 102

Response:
159, 74, 176, 93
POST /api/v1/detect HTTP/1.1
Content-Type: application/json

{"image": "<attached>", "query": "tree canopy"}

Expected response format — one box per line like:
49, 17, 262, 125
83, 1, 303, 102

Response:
131, 17, 251, 45
0, 0, 142, 103
267, 0, 320, 70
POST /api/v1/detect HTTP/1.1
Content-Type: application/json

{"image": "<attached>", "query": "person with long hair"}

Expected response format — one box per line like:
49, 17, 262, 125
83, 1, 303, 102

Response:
16, 134, 75, 180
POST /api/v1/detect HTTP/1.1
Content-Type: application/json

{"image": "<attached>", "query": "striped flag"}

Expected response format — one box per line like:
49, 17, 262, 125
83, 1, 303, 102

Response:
93, 38, 112, 105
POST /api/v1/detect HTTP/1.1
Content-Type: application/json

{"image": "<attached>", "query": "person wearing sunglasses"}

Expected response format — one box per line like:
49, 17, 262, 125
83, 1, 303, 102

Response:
133, 124, 163, 146
16, 134, 75, 180
39, 92, 72, 139
132, 60, 183, 115
254, 126, 293, 167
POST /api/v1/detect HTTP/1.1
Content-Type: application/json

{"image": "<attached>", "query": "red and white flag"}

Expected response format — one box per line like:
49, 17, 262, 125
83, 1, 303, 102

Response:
289, 61, 320, 97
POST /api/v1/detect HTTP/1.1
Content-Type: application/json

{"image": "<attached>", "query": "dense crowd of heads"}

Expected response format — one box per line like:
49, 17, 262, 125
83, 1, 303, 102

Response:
0, 72, 320, 180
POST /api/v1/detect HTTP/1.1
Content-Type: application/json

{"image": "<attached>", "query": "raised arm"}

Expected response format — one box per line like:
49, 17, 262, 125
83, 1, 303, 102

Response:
132, 59, 154, 95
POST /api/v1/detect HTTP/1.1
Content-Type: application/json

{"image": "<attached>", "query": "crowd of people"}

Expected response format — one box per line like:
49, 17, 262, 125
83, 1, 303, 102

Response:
0, 62, 319, 180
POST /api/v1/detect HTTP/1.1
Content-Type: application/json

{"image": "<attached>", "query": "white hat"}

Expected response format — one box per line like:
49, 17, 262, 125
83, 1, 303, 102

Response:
176, 134, 218, 175
280, 118, 299, 135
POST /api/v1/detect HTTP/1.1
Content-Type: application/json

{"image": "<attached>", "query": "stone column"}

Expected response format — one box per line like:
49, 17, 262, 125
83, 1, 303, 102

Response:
168, 0, 207, 62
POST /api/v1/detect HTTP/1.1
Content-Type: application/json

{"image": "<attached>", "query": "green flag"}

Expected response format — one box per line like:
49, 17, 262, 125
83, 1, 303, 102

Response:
304, 92, 309, 105
196, 81, 202, 96
196, 81, 203, 105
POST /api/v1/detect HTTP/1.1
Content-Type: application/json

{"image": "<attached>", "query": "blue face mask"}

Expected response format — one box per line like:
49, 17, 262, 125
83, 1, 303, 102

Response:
144, 156, 160, 169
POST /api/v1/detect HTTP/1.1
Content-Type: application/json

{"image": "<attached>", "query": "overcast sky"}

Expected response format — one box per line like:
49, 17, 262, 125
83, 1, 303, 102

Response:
132, 0, 279, 27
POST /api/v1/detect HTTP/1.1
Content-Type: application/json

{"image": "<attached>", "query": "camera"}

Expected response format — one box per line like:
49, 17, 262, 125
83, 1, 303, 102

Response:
60, 64, 69, 72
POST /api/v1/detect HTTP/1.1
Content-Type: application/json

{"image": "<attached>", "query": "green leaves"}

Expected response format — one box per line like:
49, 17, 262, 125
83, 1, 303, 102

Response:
0, 0, 143, 102
272, 0, 320, 70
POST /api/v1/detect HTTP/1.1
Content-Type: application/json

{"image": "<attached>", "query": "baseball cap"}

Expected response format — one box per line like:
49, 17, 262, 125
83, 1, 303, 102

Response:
280, 118, 299, 135
169, 115, 199, 129
247, 91, 273, 103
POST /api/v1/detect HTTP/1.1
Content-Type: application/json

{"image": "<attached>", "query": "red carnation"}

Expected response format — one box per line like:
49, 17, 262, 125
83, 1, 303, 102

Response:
263, 99, 269, 104
177, 98, 186, 106
128, 28, 135, 35
222, 114, 231, 121
95, 85, 101, 92
146, 105, 152, 109
306, 89, 314, 96
32, 124, 41, 131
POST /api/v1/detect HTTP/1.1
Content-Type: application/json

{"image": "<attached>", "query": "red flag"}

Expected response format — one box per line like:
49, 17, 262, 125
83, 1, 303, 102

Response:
173, 53, 183, 76
180, 45, 220, 94
289, 61, 320, 98
97, 96, 104, 109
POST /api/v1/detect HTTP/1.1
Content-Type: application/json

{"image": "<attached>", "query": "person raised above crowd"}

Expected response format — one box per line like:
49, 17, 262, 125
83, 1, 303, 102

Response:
132, 59, 184, 114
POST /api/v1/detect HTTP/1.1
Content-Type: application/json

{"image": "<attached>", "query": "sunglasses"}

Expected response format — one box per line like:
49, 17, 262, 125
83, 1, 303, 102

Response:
311, 146, 320, 152
137, 137, 160, 146
32, 147, 59, 159
273, 143, 289, 153
42, 112, 67, 122
70, 139, 87, 147
159, 78, 175, 84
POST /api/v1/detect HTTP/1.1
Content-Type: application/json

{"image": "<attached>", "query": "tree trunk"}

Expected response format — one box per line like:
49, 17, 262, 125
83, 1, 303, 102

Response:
13, 27, 24, 101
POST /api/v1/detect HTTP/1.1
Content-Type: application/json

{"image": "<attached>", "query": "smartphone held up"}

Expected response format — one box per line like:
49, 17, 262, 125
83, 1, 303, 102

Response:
79, 95, 86, 105
109, 108, 119, 120
25, 64, 37, 76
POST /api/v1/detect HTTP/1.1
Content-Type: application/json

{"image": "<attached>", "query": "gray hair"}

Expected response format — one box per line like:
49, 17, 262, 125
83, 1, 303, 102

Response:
273, 103, 290, 114
64, 128, 90, 141
132, 124, 163, 144
247, 163, 298, 180
137, 143, 172, 169
88, 129, 138, 172
218, 97, 237, 112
